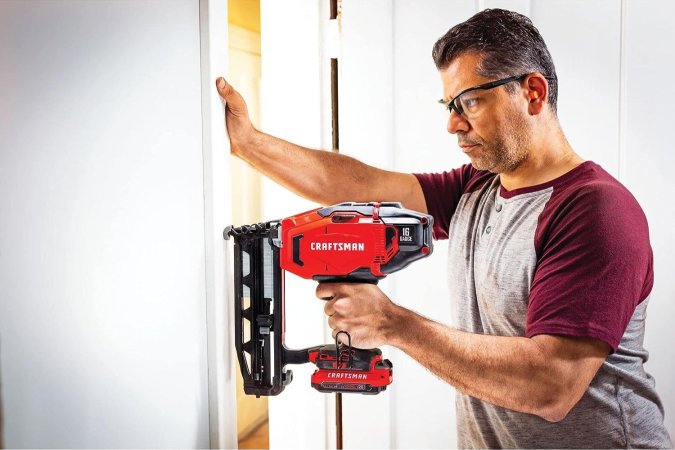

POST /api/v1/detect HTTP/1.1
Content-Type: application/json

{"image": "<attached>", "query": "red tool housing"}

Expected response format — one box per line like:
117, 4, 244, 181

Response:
279, 202, 431, 282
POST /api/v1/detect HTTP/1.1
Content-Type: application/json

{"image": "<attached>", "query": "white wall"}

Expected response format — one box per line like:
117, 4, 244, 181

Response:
622, 0, 675, 438
261, 0, 675, 448
0, 1, 234, 447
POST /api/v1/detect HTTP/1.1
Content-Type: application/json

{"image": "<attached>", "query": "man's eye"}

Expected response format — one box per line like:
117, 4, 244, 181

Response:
461, 97, 480, 110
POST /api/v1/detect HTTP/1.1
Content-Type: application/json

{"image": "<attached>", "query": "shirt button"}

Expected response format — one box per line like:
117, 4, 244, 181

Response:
485, 226, 492, 234
495, 203, 502, 212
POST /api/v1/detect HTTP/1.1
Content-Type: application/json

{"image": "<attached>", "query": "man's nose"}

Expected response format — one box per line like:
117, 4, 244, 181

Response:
447, 109, 470, 134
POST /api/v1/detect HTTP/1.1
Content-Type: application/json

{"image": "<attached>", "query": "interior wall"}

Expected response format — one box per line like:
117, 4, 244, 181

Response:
622, 1, 675, 437
0, 1, 232, 447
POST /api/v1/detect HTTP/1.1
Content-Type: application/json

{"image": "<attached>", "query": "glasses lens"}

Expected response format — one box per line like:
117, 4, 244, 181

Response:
451, 98, 463, 116
458, 93, 484, 118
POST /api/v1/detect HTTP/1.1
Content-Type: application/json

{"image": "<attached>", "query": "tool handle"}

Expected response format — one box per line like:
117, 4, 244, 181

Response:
315, 276, 380, 285
317, 278, 378, 301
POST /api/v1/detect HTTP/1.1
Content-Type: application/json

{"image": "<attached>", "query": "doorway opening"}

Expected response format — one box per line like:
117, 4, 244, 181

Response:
227, 0, 268, 448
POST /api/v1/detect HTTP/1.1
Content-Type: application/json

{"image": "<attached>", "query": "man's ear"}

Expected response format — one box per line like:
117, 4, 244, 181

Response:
525, 73, 548, 115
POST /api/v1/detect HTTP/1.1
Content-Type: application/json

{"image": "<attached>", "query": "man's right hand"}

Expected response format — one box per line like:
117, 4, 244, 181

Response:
215, 77, 256, 154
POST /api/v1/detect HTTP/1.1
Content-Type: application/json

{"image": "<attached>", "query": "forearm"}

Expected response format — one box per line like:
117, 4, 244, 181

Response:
233, 129, 378, 205
388, 306, 581, 422
233, 130, 426, 211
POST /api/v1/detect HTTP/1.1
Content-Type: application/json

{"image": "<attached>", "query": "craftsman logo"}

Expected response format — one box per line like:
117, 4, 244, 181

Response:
327, 372, 368, 380
310, 242, 365, 251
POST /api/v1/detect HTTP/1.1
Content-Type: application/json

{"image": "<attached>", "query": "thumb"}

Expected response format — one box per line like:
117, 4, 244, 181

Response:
215, 77, 249, 119
215, 77, 235, 101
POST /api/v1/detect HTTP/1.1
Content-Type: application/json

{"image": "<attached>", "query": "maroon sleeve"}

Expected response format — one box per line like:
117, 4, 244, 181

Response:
413, 165, 483, 240
526, 182, 653, 352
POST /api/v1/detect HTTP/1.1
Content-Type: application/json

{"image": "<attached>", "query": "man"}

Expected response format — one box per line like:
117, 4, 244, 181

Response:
216, 8, 671, 448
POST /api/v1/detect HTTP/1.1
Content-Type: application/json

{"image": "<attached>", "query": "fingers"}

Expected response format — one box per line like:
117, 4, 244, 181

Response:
317, 283, 375, 347
316, 282, 339, 301
323, 297, 348, 317
324, 299, 336, 316
215, 77, 235, 100
214, 77, 253, 145
215, 77, 247, 118
315, 283, 331, 300
324, 296, 344, 336
316, 282, 354, 301
325, 299, 349, 339
318, 284, 350, 316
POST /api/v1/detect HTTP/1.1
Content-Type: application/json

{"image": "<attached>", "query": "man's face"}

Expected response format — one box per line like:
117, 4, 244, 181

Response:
440, 53, 531, 174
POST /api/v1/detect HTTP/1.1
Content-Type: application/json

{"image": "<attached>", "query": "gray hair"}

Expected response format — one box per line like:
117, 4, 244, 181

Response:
432, 9, 559, 113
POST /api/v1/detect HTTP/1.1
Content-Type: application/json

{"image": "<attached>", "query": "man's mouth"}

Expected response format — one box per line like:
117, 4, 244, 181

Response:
460, 143, 481, 153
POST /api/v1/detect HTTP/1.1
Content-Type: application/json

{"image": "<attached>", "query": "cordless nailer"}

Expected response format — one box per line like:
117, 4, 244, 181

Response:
224, 202, 433, 397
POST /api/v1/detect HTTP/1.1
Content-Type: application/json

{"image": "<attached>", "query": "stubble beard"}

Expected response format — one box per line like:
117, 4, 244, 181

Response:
469, 112, 531, 174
